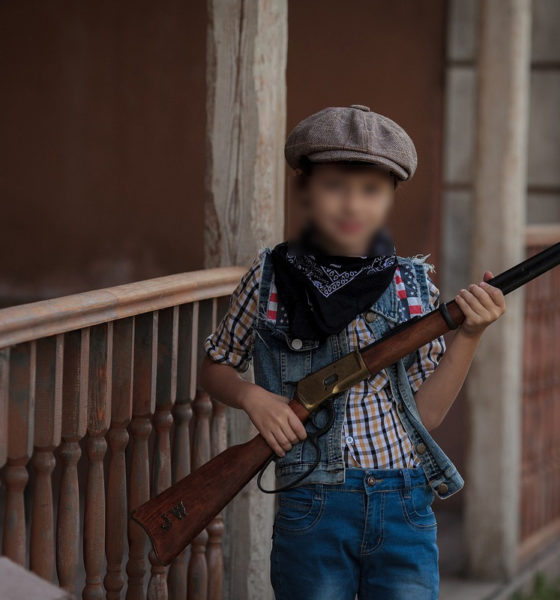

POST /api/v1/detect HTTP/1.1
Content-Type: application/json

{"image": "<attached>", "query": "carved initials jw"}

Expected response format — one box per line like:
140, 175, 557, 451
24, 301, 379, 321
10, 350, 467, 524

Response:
160, 500, 187, 531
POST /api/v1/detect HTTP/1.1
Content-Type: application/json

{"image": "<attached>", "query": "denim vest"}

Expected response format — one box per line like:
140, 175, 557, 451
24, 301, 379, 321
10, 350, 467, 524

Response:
253, 249, 464, 499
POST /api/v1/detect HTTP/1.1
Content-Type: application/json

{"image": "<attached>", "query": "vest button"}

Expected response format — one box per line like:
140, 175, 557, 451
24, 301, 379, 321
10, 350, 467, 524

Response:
397, 402, 404, 412
416, 442, 427, 455
437, 483, 449, 495
290, 338, 303, 350
366, 475, 376, 486
365, 311, 376, 323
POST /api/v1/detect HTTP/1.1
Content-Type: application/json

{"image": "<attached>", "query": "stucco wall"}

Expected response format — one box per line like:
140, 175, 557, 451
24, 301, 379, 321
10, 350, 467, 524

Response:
0, 1, 207, 306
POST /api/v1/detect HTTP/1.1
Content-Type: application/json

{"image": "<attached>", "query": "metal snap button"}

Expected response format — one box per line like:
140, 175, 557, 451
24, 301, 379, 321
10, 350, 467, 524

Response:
290, 338, 303, 350
350, 104, 370, 112
365, 311, 376, 323
345, 436, 354, 445
416, 442, 427, 455
437, 483, 449, 495
366, 475, 376, 486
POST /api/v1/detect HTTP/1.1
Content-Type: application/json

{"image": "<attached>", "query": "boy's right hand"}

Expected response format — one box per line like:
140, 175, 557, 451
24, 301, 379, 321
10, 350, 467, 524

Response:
241, 386, 307, 457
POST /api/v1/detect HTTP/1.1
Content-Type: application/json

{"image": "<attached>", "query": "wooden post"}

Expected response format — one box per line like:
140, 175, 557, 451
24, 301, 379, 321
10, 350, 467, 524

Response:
30, 335, 63, 581
204, 2, 287, 598
0, 349, 9, 469
83, 323, 113, 600
105, 318, 134, 600
188, 389, 212, 600
127, 313, 158, 600
205, 0, 287, 267
147, 306, 179, 600
2, 342, 36, 566
206, 298, 227, 600
187, 299, 215, 600
466, 0, 532, 579
57, 329, 89, 593
167, 303, 198, 598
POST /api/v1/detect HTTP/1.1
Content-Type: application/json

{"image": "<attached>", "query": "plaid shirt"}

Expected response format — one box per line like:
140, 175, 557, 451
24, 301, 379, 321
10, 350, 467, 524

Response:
204, 253, 446, 470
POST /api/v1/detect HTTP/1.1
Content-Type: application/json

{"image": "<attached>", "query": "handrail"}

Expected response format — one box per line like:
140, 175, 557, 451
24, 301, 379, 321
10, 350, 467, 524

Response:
526, 223, 560, 247
0, 266, 246, 349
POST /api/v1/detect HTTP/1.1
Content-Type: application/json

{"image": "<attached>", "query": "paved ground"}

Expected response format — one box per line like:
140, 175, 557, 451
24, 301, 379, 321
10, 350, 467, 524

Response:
440, 578, 502, 600
436, 507, 560, 600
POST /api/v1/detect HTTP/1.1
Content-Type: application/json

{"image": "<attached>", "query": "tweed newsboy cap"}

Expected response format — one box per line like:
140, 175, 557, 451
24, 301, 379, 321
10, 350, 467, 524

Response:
285, 104, 417, 181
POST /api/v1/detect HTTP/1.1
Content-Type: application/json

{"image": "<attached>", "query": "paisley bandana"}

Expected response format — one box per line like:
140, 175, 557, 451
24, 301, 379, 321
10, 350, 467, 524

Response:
270, 227, 397, 340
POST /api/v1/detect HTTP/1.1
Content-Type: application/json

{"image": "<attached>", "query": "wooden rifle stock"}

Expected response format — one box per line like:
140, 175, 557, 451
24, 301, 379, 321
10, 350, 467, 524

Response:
130, 398, 310, 565
131, 242, 560, 565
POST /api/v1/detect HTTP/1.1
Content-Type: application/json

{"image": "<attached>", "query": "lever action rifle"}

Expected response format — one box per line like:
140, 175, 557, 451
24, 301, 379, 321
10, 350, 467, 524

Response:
131, 242, 560, 565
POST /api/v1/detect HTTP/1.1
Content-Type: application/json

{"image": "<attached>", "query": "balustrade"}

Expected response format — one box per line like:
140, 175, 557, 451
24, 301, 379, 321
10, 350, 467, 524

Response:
520, 225, 560, 560
0, 267, 244, 599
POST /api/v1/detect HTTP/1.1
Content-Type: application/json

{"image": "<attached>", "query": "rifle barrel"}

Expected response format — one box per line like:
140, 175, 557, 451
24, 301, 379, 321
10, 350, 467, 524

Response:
488, 241, 560, 295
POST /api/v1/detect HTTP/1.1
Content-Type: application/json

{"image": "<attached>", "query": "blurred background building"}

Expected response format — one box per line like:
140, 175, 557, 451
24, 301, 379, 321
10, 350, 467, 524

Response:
0, 1, 559, 599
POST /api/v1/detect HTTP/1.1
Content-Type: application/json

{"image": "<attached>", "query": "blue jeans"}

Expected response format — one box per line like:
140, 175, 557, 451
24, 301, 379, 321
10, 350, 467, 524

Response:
270, 468, 439, 600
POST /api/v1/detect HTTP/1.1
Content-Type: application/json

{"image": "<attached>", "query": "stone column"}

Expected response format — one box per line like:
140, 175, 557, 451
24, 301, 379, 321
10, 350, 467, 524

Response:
204, 1, 287, 599
465, 0, 531, 579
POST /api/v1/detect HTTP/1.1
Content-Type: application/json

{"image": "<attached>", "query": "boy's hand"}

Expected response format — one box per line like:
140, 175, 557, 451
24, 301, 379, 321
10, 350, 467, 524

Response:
241, 386, 307, 457
455, 271, 506, 338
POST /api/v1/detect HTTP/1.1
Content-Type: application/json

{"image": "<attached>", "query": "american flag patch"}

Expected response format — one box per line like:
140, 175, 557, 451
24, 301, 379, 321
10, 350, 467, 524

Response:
395, 266, 423, 316
407, 296, 423, 315
395, 269, 407, 299
267, 281, 278, 321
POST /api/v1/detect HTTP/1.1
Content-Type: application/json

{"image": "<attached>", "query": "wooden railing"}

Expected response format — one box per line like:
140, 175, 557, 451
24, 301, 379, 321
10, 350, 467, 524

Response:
519, 225, 560, 561
0, 266, 245, 599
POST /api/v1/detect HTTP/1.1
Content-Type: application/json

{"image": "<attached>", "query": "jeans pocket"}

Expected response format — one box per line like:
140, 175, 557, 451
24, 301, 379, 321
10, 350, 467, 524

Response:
274, 486, 324, 534
399, 485, 437, 530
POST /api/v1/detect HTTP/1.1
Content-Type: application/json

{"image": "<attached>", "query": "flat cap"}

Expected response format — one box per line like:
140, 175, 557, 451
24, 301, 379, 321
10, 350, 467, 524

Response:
285, 104, 417, 181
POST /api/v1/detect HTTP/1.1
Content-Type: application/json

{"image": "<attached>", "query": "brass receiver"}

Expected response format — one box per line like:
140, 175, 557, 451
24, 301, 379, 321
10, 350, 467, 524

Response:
295, 350, 371, 413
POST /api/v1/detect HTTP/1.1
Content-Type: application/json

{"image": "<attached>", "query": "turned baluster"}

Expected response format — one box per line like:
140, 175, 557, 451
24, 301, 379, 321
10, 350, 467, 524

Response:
127, 313, 158, 600
168, 303, 198, 599
187, 299, 216, 600
187, 390, 212, 600
147, 307, 179, 600
57, 329, 89, 593
206, 297, 228, 600
207, 397, 227, 600
105, 318, 134, 600
0, 349, 9, 469
30, 335, 63, 581
83, 323, 113, 600
2, 342, 36, 566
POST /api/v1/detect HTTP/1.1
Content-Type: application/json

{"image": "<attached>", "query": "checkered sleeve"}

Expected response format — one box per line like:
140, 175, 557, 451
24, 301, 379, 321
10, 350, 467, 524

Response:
407, 275, 447, 393
203, 254, 262, 373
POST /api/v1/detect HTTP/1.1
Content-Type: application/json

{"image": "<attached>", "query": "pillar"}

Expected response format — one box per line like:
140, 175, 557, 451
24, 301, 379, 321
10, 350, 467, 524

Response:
204, 1, 287, 598
205, 0, 287, 267
465, 0, 531, 579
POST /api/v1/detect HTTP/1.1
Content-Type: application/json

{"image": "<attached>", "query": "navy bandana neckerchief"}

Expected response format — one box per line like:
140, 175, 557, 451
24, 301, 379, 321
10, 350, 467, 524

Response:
270, 228, 397, 340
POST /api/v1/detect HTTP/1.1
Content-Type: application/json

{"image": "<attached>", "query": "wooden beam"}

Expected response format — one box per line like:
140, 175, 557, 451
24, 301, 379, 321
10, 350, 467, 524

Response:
204, 2, 287, 598
205, 0, 287, 267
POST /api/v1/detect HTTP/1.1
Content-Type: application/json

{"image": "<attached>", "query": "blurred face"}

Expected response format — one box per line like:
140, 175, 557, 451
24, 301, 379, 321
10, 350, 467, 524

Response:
303, 164, 395, 256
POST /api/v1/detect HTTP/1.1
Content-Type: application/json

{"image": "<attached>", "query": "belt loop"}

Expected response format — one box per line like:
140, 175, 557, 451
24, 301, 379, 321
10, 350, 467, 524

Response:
402, 469, 411, 498
313, 484, 323, 502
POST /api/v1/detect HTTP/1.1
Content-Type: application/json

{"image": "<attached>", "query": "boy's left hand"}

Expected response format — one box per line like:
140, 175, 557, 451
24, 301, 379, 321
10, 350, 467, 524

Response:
455, 271, 506, 337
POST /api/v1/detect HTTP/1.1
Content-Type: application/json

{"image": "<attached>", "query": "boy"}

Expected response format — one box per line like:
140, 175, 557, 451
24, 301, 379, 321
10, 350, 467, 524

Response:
200, 105, 505, 600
